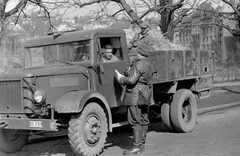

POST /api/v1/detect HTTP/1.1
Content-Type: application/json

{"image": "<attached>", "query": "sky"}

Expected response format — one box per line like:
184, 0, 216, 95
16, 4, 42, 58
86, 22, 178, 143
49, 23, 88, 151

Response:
6, 0, 236, 18
6, 1, 17, 12
5, 0, 95, 17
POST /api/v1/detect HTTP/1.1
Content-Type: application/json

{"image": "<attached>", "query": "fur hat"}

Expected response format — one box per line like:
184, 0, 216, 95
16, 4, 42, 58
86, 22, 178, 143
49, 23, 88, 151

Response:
137, 43, 150, 57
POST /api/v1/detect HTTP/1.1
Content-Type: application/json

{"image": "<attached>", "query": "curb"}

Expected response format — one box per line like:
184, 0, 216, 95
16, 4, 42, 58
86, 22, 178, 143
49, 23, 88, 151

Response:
197, 102, 240, 115
211, 82, 240, 87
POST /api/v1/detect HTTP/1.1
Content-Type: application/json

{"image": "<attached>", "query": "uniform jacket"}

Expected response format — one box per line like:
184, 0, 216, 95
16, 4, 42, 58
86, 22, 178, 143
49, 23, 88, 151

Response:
119, 58, 154, 106
129, 32, 154, 51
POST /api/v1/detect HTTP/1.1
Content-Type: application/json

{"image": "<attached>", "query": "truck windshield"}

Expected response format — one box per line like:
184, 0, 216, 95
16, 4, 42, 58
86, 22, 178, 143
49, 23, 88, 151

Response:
25, 40, 91, 68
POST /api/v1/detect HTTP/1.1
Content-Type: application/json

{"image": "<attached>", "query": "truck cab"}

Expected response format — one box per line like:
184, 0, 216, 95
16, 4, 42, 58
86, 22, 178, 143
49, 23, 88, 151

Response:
0, 28, 131, 155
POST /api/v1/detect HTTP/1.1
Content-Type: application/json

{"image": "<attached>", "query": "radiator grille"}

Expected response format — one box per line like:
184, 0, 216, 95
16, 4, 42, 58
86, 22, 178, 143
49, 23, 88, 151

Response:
0, 80, 22, 112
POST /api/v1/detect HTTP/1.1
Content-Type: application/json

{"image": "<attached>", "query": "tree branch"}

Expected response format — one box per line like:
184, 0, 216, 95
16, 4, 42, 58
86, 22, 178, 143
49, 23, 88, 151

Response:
222, 0, 240, 18
139, 5, 164, 19
213, 22, 240, 39
111, 9, 125, 17
170, 0, 184, 12
5, 0, 29, 17
173, 8, 190, 27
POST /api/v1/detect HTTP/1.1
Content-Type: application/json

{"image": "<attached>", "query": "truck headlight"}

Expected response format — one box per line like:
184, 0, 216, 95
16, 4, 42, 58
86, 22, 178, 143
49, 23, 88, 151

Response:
33, 90, 46, 104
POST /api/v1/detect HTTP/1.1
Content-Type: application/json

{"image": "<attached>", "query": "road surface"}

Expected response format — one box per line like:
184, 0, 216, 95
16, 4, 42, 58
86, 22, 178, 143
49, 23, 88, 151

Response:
2, 106, 240, 156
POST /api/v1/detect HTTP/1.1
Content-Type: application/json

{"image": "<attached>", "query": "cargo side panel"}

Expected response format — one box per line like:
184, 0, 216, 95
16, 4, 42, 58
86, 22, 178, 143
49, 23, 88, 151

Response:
199, 50, 213, 75
168, 50, 184, 80
149, 51, 168, 83
185, 50, 199, 77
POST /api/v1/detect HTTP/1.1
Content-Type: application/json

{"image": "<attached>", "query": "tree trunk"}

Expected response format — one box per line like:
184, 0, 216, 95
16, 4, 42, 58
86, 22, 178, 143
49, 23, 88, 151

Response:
160, 0, 174, 41
0, 18, 4, 47
167, 21, 174, 41
0, 1, 6, 47
118, 0, 142, 24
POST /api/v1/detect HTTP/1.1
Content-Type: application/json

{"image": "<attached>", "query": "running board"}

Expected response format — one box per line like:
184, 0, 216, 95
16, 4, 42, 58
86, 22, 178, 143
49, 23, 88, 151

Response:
112, 121, 129, 128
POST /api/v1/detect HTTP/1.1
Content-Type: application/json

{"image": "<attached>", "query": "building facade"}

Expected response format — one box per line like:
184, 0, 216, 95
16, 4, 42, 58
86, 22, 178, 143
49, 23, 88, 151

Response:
178, 1, 239, 65
179, 2, 222, 52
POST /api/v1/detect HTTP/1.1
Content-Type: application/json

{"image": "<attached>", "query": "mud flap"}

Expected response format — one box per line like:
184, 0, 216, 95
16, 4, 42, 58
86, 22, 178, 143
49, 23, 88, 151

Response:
198, 89, 211, 99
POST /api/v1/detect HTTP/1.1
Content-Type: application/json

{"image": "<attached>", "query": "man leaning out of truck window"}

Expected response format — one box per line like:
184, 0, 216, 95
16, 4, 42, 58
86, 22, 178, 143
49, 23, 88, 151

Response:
103, 44, 119, 63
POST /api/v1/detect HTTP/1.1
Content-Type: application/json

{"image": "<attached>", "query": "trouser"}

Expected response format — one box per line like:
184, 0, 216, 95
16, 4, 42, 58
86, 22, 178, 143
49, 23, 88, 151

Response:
127, 105, 149, 146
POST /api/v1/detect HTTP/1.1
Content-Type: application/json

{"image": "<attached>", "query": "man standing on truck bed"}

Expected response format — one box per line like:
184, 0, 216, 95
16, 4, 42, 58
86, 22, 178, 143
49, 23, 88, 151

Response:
115, 43, 154, 155
128, 22, 154, 62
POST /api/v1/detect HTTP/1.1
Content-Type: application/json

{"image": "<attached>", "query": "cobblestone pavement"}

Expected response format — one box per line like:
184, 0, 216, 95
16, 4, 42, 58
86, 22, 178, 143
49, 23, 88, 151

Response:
1, 106, 240, 156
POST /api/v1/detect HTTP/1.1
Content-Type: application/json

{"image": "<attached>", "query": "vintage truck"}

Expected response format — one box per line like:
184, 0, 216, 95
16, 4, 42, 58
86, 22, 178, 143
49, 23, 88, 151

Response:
0, 28, 213, 156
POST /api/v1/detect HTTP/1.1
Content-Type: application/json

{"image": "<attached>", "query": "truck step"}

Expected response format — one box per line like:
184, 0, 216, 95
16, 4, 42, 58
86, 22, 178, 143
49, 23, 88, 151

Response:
112, 121, 129, 128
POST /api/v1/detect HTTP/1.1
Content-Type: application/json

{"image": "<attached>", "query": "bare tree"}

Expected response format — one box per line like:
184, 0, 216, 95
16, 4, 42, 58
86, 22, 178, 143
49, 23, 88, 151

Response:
0, 0, 54, 46
209, 0, 240, 39
51, 0, 200, 41
0, 0, 202, 45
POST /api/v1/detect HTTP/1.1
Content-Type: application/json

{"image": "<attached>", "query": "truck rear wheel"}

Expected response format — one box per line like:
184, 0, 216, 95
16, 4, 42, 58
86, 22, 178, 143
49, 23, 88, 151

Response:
161, 103, 173, 131
0, 129, 29, 153
170, 89, 197, 133
68, 102, 108, 156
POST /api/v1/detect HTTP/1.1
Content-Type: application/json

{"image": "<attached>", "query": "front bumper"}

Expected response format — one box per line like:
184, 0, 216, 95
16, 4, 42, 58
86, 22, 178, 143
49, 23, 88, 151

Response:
0, 118, 58, 131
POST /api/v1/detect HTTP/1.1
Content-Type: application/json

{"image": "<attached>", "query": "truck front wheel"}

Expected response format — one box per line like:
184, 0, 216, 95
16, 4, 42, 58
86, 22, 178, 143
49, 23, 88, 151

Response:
0, 129, 29, 153
170, 89, 197, 133
68, 102, 108, 156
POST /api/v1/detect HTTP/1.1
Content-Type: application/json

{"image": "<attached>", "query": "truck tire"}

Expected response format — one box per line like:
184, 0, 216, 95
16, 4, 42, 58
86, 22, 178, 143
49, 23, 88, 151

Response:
161, 103, 173, 131
170, 89, 197, 133
68, 102, 108, 156
0, 129, 29, 153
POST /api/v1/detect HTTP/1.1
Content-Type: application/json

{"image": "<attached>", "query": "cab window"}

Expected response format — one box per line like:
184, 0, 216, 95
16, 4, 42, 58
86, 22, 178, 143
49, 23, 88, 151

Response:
68, 40, 91, 62
25, 40, 91, 67
98, 37, 123, 63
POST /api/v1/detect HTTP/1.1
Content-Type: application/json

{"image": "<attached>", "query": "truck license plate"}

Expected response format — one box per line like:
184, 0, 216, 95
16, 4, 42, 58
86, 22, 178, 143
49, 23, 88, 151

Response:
29, 121, 43, 128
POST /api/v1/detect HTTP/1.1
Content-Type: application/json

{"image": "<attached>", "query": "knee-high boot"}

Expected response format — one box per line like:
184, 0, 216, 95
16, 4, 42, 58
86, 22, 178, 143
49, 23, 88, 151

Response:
123, 129, 142, 155
141, 125, 148, 152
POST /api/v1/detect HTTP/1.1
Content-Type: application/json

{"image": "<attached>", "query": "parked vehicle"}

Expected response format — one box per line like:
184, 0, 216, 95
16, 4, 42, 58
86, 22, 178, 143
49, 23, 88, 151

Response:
0, 28, 213, 156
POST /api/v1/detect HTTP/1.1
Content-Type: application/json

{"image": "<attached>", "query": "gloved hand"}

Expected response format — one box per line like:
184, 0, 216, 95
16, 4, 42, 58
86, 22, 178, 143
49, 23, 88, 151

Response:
128, 43, 133, 49
115, 69, 125, 82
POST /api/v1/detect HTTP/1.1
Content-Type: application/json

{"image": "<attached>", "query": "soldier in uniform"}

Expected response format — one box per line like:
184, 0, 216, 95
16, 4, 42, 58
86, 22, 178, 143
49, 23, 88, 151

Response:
128, 22, 154, 62
115, 43, 154, 155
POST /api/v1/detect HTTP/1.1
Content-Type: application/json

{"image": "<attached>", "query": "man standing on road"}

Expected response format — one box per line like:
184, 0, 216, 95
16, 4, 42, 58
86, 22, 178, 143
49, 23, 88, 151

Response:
115, 43, 154, 155
128, 22, 154, 62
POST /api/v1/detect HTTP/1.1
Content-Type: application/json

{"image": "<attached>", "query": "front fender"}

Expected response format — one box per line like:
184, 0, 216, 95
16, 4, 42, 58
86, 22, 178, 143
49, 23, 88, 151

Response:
54, 90, 113, 131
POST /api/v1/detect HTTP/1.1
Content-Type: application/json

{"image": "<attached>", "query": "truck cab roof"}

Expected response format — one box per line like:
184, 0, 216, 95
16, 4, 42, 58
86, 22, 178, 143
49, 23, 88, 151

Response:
24, 28, 126, 48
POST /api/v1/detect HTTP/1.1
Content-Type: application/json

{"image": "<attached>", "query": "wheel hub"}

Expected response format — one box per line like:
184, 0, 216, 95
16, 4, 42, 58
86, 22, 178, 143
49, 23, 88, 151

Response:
85, 116, 101, 145
182, 100, 192, 122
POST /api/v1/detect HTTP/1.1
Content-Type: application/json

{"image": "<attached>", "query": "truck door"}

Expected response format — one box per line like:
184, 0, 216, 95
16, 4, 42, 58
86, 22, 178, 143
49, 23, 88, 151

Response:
98, 37, 128, 108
